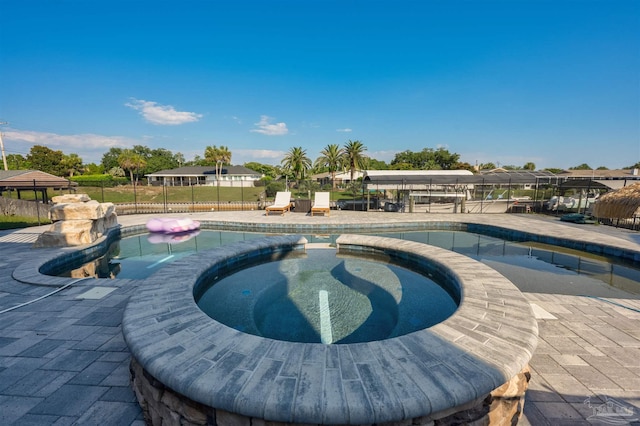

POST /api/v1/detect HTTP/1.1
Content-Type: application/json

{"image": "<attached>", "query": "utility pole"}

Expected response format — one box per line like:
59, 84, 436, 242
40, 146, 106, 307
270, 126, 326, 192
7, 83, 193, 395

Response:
0, 122, 8, 171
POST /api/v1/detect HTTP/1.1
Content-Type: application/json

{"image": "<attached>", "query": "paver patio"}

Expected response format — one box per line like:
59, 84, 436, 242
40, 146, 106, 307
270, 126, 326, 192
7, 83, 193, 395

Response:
0, 211, 638, 425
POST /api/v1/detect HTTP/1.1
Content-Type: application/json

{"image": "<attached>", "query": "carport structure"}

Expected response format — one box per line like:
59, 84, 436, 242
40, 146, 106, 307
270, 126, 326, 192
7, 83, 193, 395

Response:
363, 169, 562, 213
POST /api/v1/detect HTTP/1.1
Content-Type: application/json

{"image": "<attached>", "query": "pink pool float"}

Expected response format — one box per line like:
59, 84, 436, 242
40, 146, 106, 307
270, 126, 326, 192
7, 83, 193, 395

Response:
147, 229, 200, 244
146, 217, 201, 234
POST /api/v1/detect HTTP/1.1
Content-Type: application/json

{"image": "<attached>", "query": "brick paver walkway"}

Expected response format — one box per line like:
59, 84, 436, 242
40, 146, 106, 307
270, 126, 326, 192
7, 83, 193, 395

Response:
0, 211, 638, 425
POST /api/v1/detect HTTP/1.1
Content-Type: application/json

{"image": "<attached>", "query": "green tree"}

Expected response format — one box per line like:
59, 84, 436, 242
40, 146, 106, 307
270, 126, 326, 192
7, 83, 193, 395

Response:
390, 147, 459, 170
343, 140, 368, 181
523, 162, 536, 171
101, 147, 124, 171
187, 155, 204, 166
118, 149, 147, 183
6, 154, 28, 170
569, 163, 592, 170
281, 146, 311, 187
60, 153, 84, 177
174, 152, 185, 167
432, 148, 460, 169
367, 158, 389, 170
454, 162, 475, 172
84, 163, 104, 175
108, 166, 126, 177
244, 162, 277, 178
26, 145, 65, 176
545, 167, 563, 174
315, 144, 344, 189
479, 162, 497, 170
145, 148, 179, 173
389, 162, 414, 170
391, 150, 421, 169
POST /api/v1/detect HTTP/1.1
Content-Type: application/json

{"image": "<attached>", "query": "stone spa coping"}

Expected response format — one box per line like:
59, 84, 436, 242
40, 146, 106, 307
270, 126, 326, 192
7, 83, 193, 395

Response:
121, 234, 538, 424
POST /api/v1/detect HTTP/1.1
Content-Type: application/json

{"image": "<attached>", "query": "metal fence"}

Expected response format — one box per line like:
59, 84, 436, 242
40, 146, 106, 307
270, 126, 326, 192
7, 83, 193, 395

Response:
1, 178, 638, 231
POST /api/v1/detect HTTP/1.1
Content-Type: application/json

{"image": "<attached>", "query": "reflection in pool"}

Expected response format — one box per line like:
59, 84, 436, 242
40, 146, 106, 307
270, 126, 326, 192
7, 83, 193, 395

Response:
57, 230, 640, 298
195, 248, 458, 344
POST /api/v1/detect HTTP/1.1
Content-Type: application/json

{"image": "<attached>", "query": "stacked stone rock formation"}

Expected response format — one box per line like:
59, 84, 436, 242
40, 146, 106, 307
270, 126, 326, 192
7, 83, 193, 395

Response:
34, 194, 118, 247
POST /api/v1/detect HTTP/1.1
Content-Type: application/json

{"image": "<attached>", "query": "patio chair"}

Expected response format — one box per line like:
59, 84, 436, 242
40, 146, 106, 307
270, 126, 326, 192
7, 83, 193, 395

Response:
311, 192, 331, 216
265, 191, 292, 216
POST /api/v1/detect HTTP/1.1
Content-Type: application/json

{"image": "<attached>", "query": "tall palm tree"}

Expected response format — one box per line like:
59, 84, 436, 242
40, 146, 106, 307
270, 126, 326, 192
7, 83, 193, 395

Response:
343, 140, 368, 182
315, 144, 344, 189
281, 146, 311, 188
118, 149, 147, 184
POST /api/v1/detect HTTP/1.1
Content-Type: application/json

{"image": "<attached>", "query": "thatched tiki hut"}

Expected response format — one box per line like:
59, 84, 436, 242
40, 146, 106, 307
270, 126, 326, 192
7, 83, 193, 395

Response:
593, 183, 640, 219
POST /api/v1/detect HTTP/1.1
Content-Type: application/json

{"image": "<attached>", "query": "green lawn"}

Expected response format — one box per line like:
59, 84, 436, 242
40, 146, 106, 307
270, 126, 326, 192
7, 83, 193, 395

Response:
0, 215, 50, 230
3, 185, 267, 204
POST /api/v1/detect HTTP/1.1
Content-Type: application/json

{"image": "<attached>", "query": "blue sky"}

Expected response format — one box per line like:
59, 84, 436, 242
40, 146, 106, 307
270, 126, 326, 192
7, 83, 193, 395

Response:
1, 0, 638, 170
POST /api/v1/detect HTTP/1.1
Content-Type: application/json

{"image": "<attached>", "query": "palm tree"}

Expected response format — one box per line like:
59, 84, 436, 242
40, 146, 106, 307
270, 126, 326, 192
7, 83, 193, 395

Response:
343, 140, 368, 182
118, 149, 147, 184
204, 145, 233, 183
315, 144, 344, 189
281, 146, 311, 189
61, 153, 83, 177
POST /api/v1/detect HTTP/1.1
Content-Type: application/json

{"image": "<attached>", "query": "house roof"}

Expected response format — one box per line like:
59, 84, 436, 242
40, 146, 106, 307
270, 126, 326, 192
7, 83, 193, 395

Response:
147, 166, 261, 177
557, 169, 640, 179
0, 170, 72, 189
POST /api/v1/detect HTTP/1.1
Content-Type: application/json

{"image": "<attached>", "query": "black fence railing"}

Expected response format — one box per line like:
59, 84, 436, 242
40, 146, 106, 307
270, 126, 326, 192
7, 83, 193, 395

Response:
1, 178, 638, 231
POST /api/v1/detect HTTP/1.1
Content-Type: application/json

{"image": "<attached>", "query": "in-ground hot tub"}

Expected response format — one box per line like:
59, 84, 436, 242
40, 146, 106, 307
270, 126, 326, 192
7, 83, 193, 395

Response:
122, 234, 538, 425
195, 245, 459, 344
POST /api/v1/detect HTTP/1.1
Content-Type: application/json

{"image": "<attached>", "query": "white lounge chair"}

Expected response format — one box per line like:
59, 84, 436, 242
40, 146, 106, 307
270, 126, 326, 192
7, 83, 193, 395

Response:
311, 192, 331, 216
265, 191, 292, 216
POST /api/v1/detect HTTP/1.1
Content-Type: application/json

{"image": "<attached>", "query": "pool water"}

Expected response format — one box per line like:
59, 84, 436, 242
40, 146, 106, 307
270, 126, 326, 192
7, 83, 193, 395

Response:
195, 248, 458, 344
59, 230, 640, 298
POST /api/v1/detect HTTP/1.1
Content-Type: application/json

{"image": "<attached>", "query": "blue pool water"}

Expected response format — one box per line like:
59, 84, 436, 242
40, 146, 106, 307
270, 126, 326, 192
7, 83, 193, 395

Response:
59, 230, 639, 298
195, 248, 458, 344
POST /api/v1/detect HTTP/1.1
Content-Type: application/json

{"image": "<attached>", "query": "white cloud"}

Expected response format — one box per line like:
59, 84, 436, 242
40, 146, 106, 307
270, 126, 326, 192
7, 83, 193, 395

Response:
4, 128, 136, 164
4, 129, 130, 150
234, 149, 286, 165
250, 115, 289, 136
336, 128, 352, 133
125, 98, 202, 125
369, 150, 398, 163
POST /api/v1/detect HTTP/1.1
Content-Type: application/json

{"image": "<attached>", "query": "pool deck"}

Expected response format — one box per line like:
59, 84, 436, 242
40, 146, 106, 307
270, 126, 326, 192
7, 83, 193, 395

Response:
0, 211, 639, 425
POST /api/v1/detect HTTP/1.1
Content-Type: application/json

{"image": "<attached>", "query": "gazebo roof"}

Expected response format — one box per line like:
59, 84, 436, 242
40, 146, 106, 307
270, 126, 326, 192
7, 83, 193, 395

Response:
0, 170, 72, 190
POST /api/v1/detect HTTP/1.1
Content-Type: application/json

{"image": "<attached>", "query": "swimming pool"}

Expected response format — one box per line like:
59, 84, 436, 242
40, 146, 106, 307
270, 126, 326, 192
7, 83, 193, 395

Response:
56, 229, 640, 298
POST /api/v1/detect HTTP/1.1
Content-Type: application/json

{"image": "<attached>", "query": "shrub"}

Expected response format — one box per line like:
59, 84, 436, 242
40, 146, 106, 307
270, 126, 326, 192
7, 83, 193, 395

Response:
71, 175, 128, 187
265, 181, 285, 197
